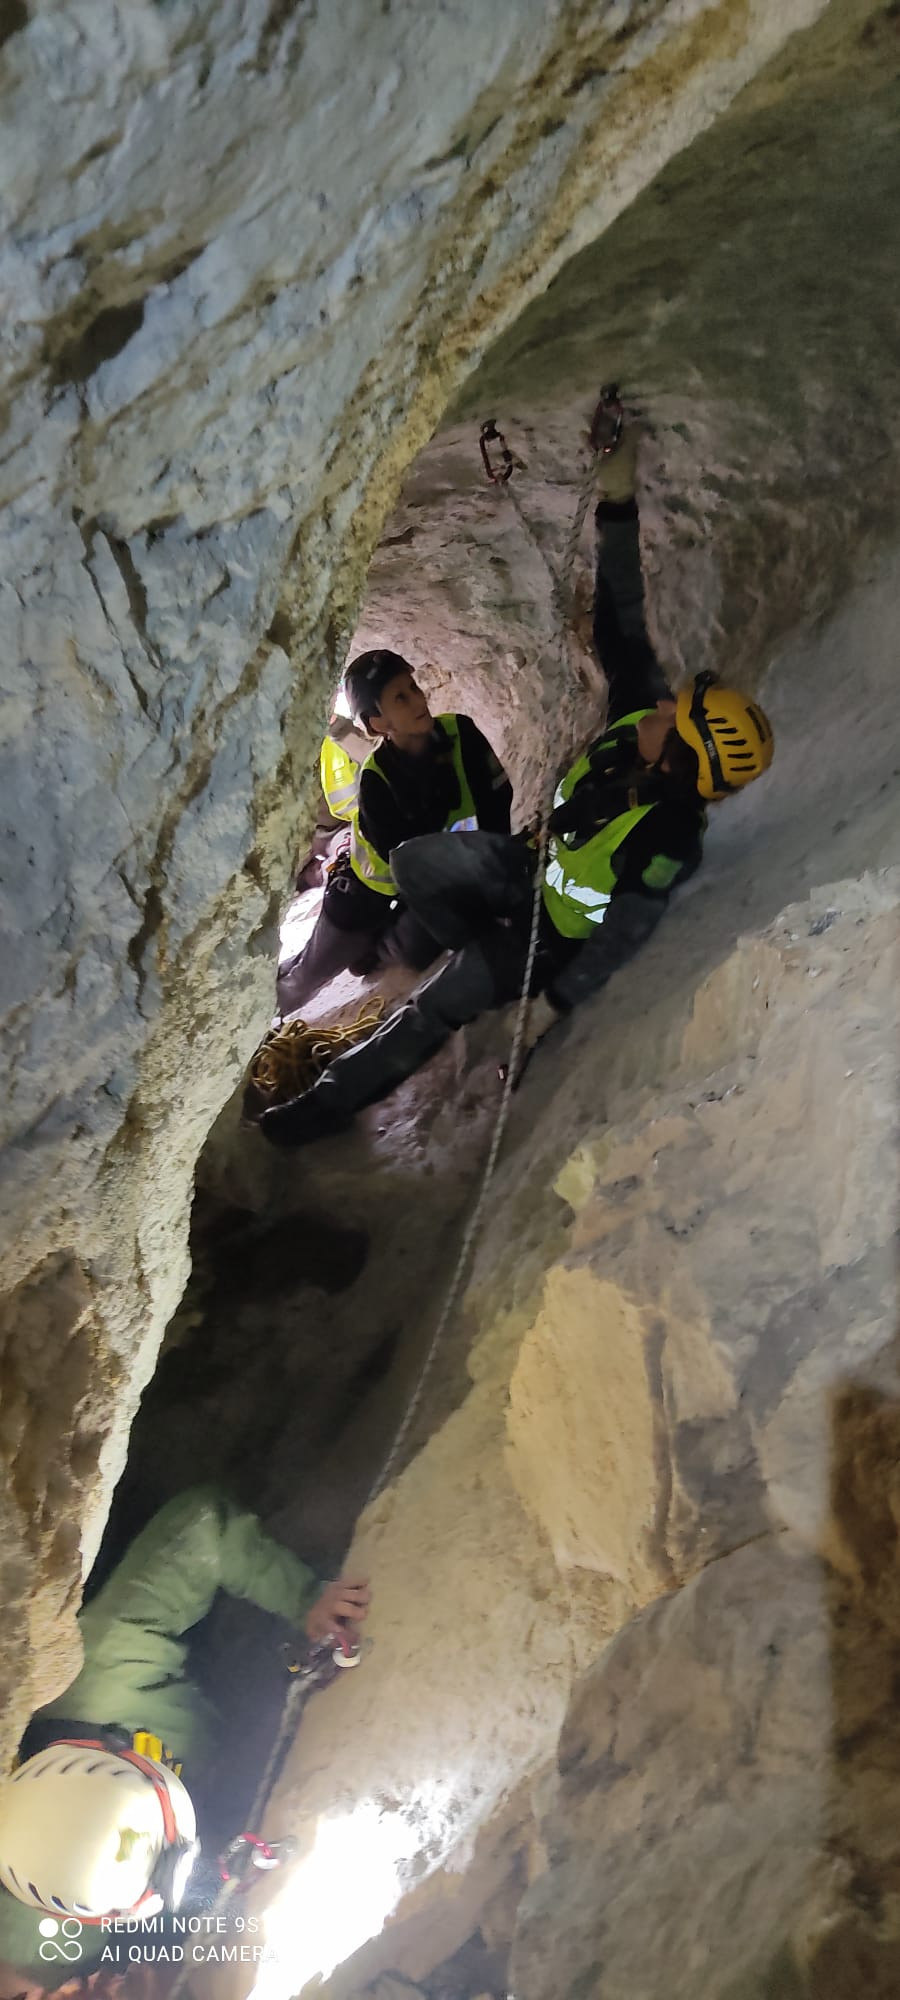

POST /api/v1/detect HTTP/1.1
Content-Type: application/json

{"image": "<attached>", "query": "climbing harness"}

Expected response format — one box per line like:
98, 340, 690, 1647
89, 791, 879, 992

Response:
478, 418, 522, 485
249, 998, 387, 1103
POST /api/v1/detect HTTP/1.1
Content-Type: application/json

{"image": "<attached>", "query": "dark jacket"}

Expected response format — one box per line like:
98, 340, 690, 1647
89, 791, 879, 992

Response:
544, 499, 705, 1012
357, 714, 512, 863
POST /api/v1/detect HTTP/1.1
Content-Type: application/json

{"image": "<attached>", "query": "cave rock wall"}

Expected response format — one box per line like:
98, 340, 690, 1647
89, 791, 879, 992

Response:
0, 0, 830, 1752
239, 2, 900, 1987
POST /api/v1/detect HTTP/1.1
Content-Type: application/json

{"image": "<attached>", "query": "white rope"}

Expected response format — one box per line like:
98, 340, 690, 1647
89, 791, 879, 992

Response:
366, 452, 598, 1505
167, 446, 599, 1982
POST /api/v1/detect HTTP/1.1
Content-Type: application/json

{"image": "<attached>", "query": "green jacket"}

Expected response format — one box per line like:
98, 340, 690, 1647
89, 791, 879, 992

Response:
38, 1486, 320, 1766
0, 1490, 318, 1982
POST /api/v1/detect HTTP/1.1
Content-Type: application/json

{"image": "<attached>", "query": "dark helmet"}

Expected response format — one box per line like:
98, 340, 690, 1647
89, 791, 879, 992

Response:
342, 650, 412, 728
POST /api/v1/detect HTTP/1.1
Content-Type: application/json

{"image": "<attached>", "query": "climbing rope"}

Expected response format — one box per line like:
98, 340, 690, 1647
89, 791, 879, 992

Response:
165, 1670, 312, 1999
364, 407, 607, 1505
249, 998, 387, 1106
242, 407, 609, 1826
166, 407, 613, 1984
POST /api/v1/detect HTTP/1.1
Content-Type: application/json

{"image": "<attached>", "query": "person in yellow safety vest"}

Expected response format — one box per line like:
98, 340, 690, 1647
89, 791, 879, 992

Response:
259, 419, 775, 1148
291, 714, 370, 898
276, 652, 513, 1018
320, 731, 361, 821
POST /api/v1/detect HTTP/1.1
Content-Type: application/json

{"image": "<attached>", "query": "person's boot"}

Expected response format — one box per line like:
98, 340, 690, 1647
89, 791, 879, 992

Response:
260, 1087, 352, 1148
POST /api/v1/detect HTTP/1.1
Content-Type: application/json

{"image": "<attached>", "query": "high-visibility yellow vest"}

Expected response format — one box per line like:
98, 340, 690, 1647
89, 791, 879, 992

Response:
320, 734, 360, 821
350, 715, 477, 897
541, 711, 656, 940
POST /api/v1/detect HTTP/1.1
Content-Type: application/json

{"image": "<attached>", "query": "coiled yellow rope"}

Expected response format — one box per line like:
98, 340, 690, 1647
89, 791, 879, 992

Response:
249, 997, 387, 1105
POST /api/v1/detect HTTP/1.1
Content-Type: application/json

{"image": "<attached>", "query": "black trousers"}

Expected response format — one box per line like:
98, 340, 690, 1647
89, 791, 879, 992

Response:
295, 831, 544, 1118
276, 868, 439, 1016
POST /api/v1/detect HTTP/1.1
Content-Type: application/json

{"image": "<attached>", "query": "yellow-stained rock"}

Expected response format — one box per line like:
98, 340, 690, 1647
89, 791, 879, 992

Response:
505, 1267, 662, 1592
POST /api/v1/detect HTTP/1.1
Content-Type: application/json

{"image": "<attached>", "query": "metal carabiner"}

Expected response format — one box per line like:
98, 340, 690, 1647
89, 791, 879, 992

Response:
588, 384, 624, 457
218, 1832, 297, 1890
479, 418, 517, 485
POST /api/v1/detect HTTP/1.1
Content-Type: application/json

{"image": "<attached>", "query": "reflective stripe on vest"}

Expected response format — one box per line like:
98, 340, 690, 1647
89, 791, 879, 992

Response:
350, 715, 478, 897
541, 711, 655, 941
320, 735, 360, 821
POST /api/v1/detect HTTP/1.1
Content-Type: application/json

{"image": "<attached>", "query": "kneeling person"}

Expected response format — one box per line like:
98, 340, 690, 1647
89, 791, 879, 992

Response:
276, 651, 513, 1017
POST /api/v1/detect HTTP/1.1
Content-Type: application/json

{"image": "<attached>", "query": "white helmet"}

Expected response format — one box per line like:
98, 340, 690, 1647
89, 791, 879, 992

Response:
0, 1741, 199, 1920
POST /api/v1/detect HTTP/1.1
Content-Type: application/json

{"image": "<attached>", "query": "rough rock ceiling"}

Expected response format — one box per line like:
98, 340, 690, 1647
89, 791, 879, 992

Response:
357, 0, 900, 796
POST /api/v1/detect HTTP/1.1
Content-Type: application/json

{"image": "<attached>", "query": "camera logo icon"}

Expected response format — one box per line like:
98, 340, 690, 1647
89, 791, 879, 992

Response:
38, 1917, 84, 1963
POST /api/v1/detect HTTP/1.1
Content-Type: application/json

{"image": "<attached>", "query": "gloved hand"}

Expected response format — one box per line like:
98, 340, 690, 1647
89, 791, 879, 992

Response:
548, 782, 606, 842
305, 1577, 372, 1644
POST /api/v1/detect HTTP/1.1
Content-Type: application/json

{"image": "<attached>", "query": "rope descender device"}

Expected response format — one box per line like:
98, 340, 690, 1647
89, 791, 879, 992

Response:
588, 383, 624, 457
479, 418, 520, 485
218, 1832, 297, 1891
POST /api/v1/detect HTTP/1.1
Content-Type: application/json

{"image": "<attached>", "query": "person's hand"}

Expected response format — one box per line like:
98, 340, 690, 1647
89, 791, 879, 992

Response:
305, 1578, 371, 1644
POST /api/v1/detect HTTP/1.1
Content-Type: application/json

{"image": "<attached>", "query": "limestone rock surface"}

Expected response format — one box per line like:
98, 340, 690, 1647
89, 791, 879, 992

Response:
215, 8, 900, 1987
250, 854, 897, 2000
1, 0, 832, 1755
514, 1529, 900, 2000
1, 0, 900, 1995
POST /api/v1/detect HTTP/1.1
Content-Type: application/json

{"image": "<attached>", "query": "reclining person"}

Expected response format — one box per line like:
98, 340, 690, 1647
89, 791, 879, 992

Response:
260, 424, 774, 1146
276, 651, 513, 1017
0, 1487, 370, 1984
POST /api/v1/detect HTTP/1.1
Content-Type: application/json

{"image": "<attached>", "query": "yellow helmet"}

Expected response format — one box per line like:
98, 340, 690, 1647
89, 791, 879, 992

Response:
674, 672, 775, 802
